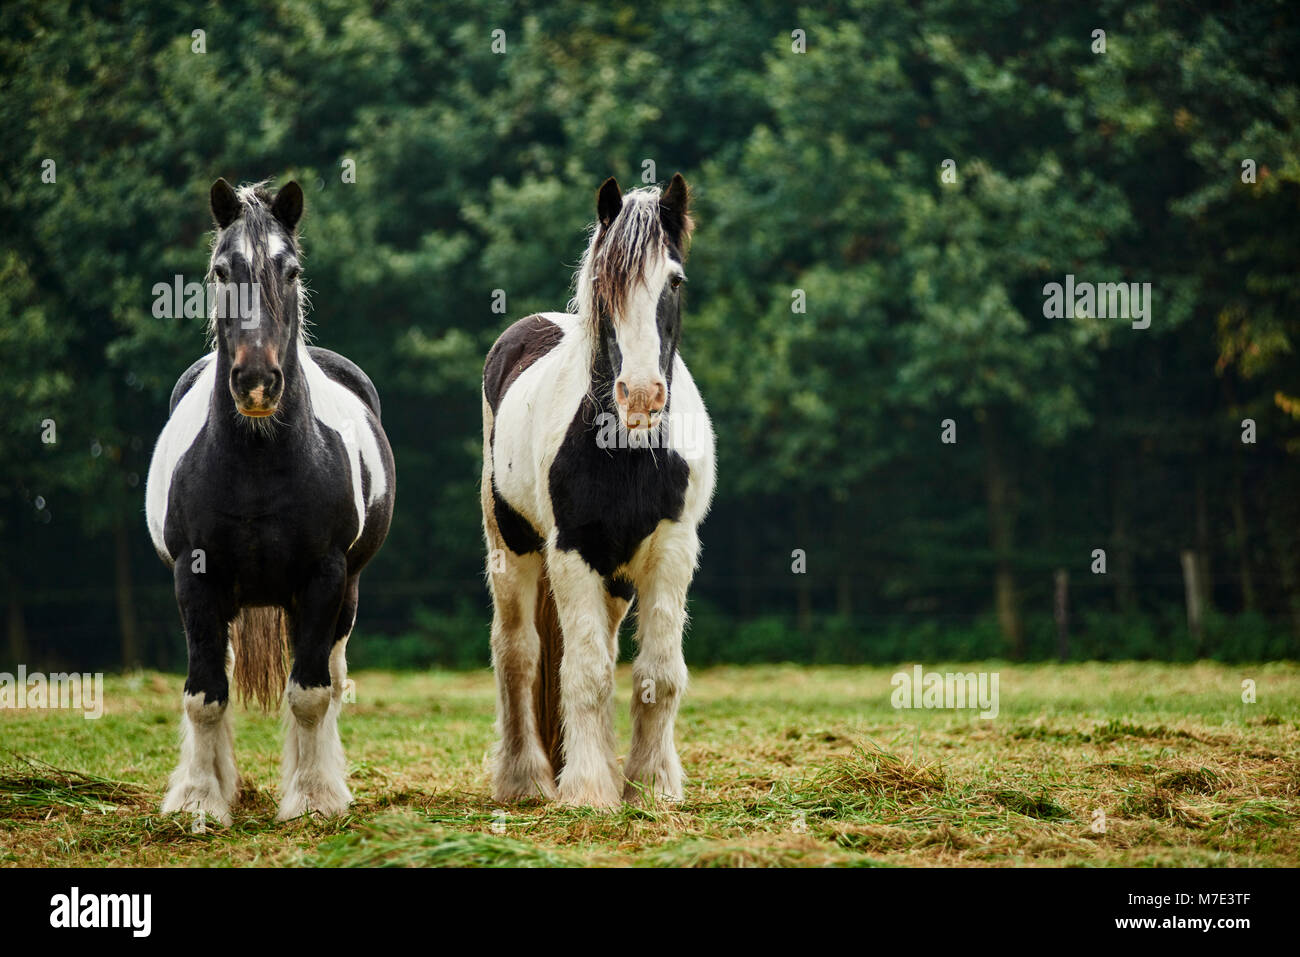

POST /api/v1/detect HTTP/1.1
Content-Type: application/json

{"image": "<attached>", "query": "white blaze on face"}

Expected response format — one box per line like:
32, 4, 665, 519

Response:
235, 220, 255, 264
612, 252, 679, 429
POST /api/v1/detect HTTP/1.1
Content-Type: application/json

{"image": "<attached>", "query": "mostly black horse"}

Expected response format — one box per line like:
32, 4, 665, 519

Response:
145, 179, 395, 823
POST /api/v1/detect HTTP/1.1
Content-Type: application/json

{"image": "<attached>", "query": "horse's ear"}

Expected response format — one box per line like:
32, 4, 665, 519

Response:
659, 172, 693, 249
597, 177, 622, 228
210, 178, 240, 229
271, 181, 304, 232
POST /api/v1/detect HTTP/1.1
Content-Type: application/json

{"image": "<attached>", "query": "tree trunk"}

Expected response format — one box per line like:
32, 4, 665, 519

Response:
1265, 516, 1300, 639
114, 517, 139, 668
1229, 460, 1256, 611
1111, 467, 1137, 613
835, 498, 854, 619
1194, 471, 1213, 614
835, 572, 853, 619
1180, 549, 1204, 652
981, 414, 1023, 657
6, 570, 27, 666
795, 499, 813, 634
1054, 569, 1069, 662
736, 511, 754, 618
1222, 373, 1256, 613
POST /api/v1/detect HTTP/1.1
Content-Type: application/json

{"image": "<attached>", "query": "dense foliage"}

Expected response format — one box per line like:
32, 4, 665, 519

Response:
2, 1, 1297, 669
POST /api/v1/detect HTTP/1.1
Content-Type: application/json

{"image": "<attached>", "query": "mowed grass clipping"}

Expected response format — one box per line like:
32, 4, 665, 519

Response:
1, 662, 1298, 867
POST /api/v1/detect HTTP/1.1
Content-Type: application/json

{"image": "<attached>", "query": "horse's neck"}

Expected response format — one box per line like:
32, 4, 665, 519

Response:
207, 341, 310, 443
583, 317, 619, 416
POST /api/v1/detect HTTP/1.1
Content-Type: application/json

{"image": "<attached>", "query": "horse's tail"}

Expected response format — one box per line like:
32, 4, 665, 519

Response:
534, 569, 564, 776
228, 606, 290, 711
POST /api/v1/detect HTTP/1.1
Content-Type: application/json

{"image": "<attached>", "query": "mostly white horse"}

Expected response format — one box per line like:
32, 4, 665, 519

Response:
481, 174, 715, 807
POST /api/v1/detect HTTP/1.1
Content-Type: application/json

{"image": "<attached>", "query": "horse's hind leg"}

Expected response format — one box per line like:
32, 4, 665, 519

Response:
278, 552, 351, 821
488, 543, 556, 802
163, 562, 239, 826
623, 523, 698, 803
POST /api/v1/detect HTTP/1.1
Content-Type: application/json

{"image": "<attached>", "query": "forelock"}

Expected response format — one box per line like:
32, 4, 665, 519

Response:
574, 186, 671, 326
206, 180, 306, 343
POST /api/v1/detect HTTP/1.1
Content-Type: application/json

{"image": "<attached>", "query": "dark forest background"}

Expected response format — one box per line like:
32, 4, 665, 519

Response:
2, 0, 1298, 672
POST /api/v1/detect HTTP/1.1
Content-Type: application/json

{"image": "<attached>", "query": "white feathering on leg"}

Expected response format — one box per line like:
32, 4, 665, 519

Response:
161, 692, 237, 826
277, 681, 351, 820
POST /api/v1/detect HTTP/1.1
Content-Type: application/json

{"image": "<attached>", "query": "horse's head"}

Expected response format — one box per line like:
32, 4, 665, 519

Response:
207, 178, 305, 418
577, 173, 693, 432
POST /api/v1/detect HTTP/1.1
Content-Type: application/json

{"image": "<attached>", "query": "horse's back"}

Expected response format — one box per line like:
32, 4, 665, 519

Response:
169, 353, 216, 414
483, 313, 571, 414
308, 346, 382, 419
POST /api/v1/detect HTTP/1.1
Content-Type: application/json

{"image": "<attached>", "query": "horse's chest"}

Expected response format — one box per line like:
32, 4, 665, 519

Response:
170, 443, 352, 572
548, 418, 690, 577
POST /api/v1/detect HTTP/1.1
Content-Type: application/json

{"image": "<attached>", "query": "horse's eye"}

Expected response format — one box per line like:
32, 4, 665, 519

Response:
670, 274, 684, 290
285, 266, 301, 282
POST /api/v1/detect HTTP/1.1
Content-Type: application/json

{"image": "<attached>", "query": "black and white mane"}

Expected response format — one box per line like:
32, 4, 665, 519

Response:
479, 174, 716, 808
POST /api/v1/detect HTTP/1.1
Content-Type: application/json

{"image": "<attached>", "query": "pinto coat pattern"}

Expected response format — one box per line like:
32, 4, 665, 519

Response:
481, 174, 716, 808
145, 179, 395, 824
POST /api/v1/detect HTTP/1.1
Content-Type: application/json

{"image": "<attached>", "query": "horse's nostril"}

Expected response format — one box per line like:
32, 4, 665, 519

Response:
231, 364, 280, 403
616, 380, 630, 403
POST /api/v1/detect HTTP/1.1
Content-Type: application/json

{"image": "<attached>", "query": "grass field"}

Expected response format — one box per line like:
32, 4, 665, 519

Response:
1, 662, 1298, 867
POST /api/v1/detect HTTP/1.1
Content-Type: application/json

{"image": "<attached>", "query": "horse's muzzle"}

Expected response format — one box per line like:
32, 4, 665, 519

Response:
231, 364, 283, 417
616, 378, 667, 430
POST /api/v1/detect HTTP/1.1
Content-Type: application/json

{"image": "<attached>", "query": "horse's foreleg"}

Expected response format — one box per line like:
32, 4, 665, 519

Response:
163, 563, 238, 826
547, 543, 621, 809
488, 547, 555, 801
329, 574, 359, 706
623, 523, 698, 803
278, 553, 349, 821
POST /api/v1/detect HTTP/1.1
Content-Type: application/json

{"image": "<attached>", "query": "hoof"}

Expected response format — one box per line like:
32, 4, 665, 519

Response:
557, 775, 622, 811
492, 751, 558, 803
623, 759, 684, 805
276, 775, 352, 821
162, 777, 233, 827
